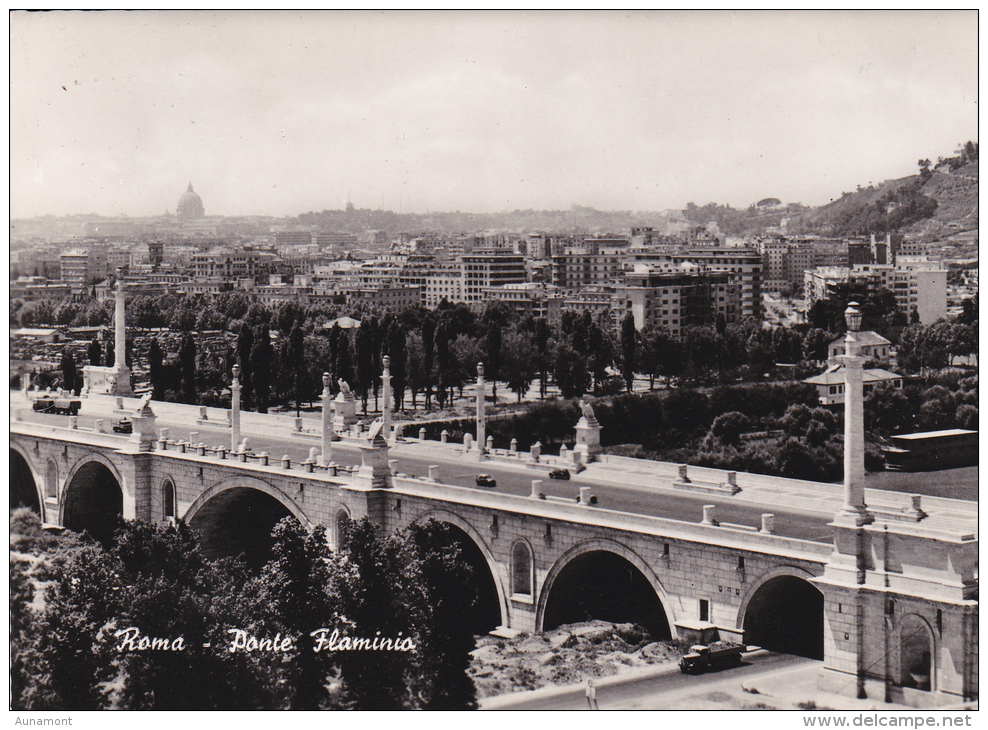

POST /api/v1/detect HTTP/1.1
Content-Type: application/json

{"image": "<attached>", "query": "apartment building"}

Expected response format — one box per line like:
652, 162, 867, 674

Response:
614, 268, 740, 335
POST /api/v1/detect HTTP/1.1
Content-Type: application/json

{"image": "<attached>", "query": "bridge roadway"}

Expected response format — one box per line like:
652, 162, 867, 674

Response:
17, 404, 854, 543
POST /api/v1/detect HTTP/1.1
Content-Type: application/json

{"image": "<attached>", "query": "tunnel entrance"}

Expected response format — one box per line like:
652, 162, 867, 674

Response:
188, 488, 300, 569
743, 575, 823, 659
437, 524, 501, 636
542, 551, 671, 639
62, 461, 123, 547
10, 450, 41, 516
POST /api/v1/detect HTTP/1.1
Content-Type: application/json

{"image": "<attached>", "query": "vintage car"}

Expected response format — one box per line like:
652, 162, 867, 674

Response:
113, 418, 133, 434
549, 468, 571, 480
475, 474, 497, 487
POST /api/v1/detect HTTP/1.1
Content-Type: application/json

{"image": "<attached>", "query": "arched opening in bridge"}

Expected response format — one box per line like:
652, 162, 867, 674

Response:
542, 551, 671, 639
62, 461, 123, 547
45, 460, 58, 499
188, 488, 299, 569
162, 480, 176, 519
899, 615, 933, 691
10, 450, 41, 516
742, 575, 823, 659
436, 524, 501, 636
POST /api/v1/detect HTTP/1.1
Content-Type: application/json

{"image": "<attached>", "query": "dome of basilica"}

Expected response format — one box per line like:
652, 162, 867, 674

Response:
177, 183, 205, 218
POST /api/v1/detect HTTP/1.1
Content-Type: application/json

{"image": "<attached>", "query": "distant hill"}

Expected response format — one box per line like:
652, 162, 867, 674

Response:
787, 160, 977, 240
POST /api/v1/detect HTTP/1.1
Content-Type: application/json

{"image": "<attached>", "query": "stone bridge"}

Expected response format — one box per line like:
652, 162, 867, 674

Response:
10, 394, 977, 708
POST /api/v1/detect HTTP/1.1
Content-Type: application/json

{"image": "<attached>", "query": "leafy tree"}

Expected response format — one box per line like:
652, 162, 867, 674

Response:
179, 333, 197, 404
399, 521, 480, 710
289, 323, 305, 416
332, 519, 407, 709
708, 411, 752, 447
248, 519, 335, 710
236, 326, 254, 411
87, 337, 102, 366
501, 328, 537, 402
147, 337, 165, 400
251, 325, 273, 413
385, 320, 408, 411
422, 315, 436, 408
59, 348, 78, 394
484, 325, 502, 403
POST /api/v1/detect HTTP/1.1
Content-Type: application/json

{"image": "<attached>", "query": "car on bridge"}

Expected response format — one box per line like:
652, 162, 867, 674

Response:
549, 468, 570, 480
113, 418, 133, 434
475, 474, 497, 487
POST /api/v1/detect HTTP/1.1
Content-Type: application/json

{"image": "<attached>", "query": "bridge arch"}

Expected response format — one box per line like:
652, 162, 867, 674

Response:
61, 454, 125, 547
10, 444, 43, 519
899, 613, 936, 692
739, 565, 823, 659
184, 477, 310, 567
537, 539, 675, 639
411, 509, 507, 634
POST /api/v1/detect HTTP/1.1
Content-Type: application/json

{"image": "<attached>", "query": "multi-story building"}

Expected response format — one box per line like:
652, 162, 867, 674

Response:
344, 285, 423, 311
804, 263, 947, 324
190, 248, 278, 281
424, 269, 464, 308
60, 246, 108, 289
314, 232, 358, 250
483, 282, 563, 324
669, 247, 762, 320
461, 251, 526, 304
551, 250, 627, 289
274, 230, 313, 248
614, 267, 740, 334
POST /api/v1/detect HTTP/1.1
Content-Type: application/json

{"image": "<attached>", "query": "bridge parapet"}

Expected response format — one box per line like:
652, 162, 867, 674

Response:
390, 474, 835, 565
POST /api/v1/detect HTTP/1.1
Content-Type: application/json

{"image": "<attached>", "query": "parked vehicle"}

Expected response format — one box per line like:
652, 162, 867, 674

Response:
549, 468, 570, 480
32, 397, 81, 416
113, 418, 133, 434
475, 474, 497, 487
679, 642, 745, 674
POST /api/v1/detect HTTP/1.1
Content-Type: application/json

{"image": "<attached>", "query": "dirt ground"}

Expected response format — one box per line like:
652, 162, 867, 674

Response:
468, 620, 683, 699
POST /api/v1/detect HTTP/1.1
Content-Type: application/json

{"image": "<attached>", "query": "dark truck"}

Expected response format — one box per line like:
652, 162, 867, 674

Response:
679, 642, 745, 674
32, 397, 81, 416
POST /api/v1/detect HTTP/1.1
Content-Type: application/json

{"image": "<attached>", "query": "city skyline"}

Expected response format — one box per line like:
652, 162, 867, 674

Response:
10, 10, 978, 220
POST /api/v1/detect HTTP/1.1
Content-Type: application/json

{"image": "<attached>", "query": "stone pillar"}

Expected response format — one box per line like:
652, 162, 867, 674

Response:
573, 399, 602, 463
128, 401, 157, 452
320, 373, 333, 464
333, 381, 358, 435
837, 304, 872, 527
475, 362, 486, 457
382, 356, 393, 445
354, 420, 391, 489
114, 277, 126, 371
531, 479, 543, 499
107, 276, 134, 396
230, 364, 242, 452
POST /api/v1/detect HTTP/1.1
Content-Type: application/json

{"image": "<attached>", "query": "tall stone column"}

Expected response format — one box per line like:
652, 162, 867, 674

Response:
107, 275, 134, 396
382, 356, 392, 444
230, 364, 242, 451
115, 277, 126, 371
837, 302, 872, 526
321, 373, 333, 464
476, 362, 486, 456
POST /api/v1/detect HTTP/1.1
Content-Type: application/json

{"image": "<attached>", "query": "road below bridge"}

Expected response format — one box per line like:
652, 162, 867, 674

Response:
482, 651, 817, 710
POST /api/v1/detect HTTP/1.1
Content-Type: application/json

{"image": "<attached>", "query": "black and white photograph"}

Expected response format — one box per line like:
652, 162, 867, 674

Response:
9, 9, 978, 719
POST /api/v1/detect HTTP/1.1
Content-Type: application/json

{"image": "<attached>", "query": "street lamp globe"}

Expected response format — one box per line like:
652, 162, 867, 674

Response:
844, 301, 863, 332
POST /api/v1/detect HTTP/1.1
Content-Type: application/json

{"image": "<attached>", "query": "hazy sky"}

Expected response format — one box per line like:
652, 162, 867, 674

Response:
10, 10, 979, 219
